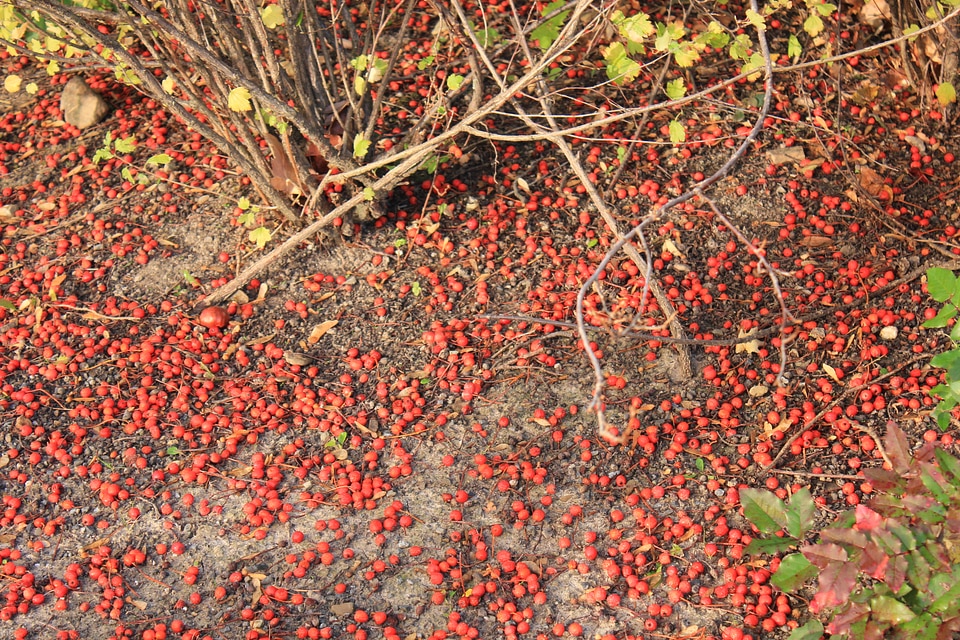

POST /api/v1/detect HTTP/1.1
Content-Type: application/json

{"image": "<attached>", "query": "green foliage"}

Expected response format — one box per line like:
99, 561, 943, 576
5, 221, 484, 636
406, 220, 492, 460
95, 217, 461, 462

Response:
923, 267, 960, 429
744, 423, 960, 639
531, 0, 569, 51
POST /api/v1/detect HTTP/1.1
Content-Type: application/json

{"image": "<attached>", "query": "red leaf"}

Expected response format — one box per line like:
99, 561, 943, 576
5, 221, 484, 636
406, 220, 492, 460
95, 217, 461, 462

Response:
812, 561, 859, 612
854, 505, 884, 531
801, 542, 848, 569
883, 421, 911, 473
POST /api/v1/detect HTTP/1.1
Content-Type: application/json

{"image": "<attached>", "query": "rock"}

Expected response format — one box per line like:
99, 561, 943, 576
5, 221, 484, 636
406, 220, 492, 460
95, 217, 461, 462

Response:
60, 77, 109, 129
879, 326, 898, 341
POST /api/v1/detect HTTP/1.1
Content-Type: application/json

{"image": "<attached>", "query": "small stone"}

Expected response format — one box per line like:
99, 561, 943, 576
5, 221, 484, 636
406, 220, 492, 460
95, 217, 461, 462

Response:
329, 602, 354, 616
61, 77, 110, 129
879, 325, 898, 340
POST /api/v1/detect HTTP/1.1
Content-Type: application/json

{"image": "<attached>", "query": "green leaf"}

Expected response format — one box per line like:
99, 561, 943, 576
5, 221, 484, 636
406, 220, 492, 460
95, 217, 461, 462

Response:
349, 54, 369, 72
786, 488, 816, 539
654, 22, 686, 52
927, 268, 957, 302
147, 153, 172, 165
417, 55, 435, 70
604, 42, 642, 84
697, 22, 730, 49
787, 620, 824, 640
121, 167, 134, 182
114, 136, 136, 153
804, 14, 824, 37
815, 2, 837, 16
869, 595, 916, 624
183, 270, 199, 286
363, 187, 375, 201
673, 42, 700, 67
923, 304, 958, 328
771, 552, 817, 592
745, 536, 796, 555
668, 119, 686, 144
665, 77, 686, 100
446, 74, 464, 91
745, 9, 765, 30
933, 447, 960, 482
531, 0, 569, 51
261, 4, 284, 29
929, 573, 960, 613
166, 445, 181, 455
787, 34, 802, 59
611, 9, 654, 44
936, 82, 957, 106
420, 154, 440, 174
930, 347, 960, 369
411, 281, 422, 296
729, 34, 752, 61
249, 226, 272, 249
237, 197, 252, 211
353, 133, 371, 159
740, 488, 788, 533
469, 22, 501, 47
228, 87, 252, 112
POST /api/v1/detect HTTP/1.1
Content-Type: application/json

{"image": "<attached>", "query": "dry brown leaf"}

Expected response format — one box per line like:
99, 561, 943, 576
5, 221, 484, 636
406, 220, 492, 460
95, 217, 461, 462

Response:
767, 146, 805, 165
531, 418, 552, 427
264, 132, 304, 197
858, 166, 893, 199
735, 327, 761, 355
308, 320, 338, 344
284, 352, 313, 366
244, 333, 276, 346
662, 238, 684, 258
81, 537, 111, 554
126, 597, 148, 611
823, 363, 841, 383
0, 206, 16, 224
859, 0, 890, 29
799, 235, 835, 248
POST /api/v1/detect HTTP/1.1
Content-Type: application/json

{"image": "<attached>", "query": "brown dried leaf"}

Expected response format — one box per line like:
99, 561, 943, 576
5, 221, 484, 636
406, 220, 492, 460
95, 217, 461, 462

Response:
264, 132, 304, 196
858, 166, 892, 199
308, 320, 338, 344
799, 235, 835, 248
126, 597, 148, 611
81, 537, 110, 554
244, 333, 276, 346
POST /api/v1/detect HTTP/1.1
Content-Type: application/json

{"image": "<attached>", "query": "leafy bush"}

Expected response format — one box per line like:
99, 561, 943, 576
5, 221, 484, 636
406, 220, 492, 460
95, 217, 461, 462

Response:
923, 267, 960, 429
742, 422, 960, 640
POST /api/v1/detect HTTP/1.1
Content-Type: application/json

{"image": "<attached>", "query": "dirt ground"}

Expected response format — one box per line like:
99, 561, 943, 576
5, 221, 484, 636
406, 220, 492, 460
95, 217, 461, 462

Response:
1, 28, 959, 640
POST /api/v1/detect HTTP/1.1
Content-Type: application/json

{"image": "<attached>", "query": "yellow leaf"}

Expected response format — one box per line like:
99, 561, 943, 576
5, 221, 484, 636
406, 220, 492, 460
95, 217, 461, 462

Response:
307, 320, 338, 344
162, 76, 176, 94
25, 82, 37, 94
228, 86, 252, 112
4, 75, 20, 93
735, 327, 761, 355
261, 4, 284, 29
